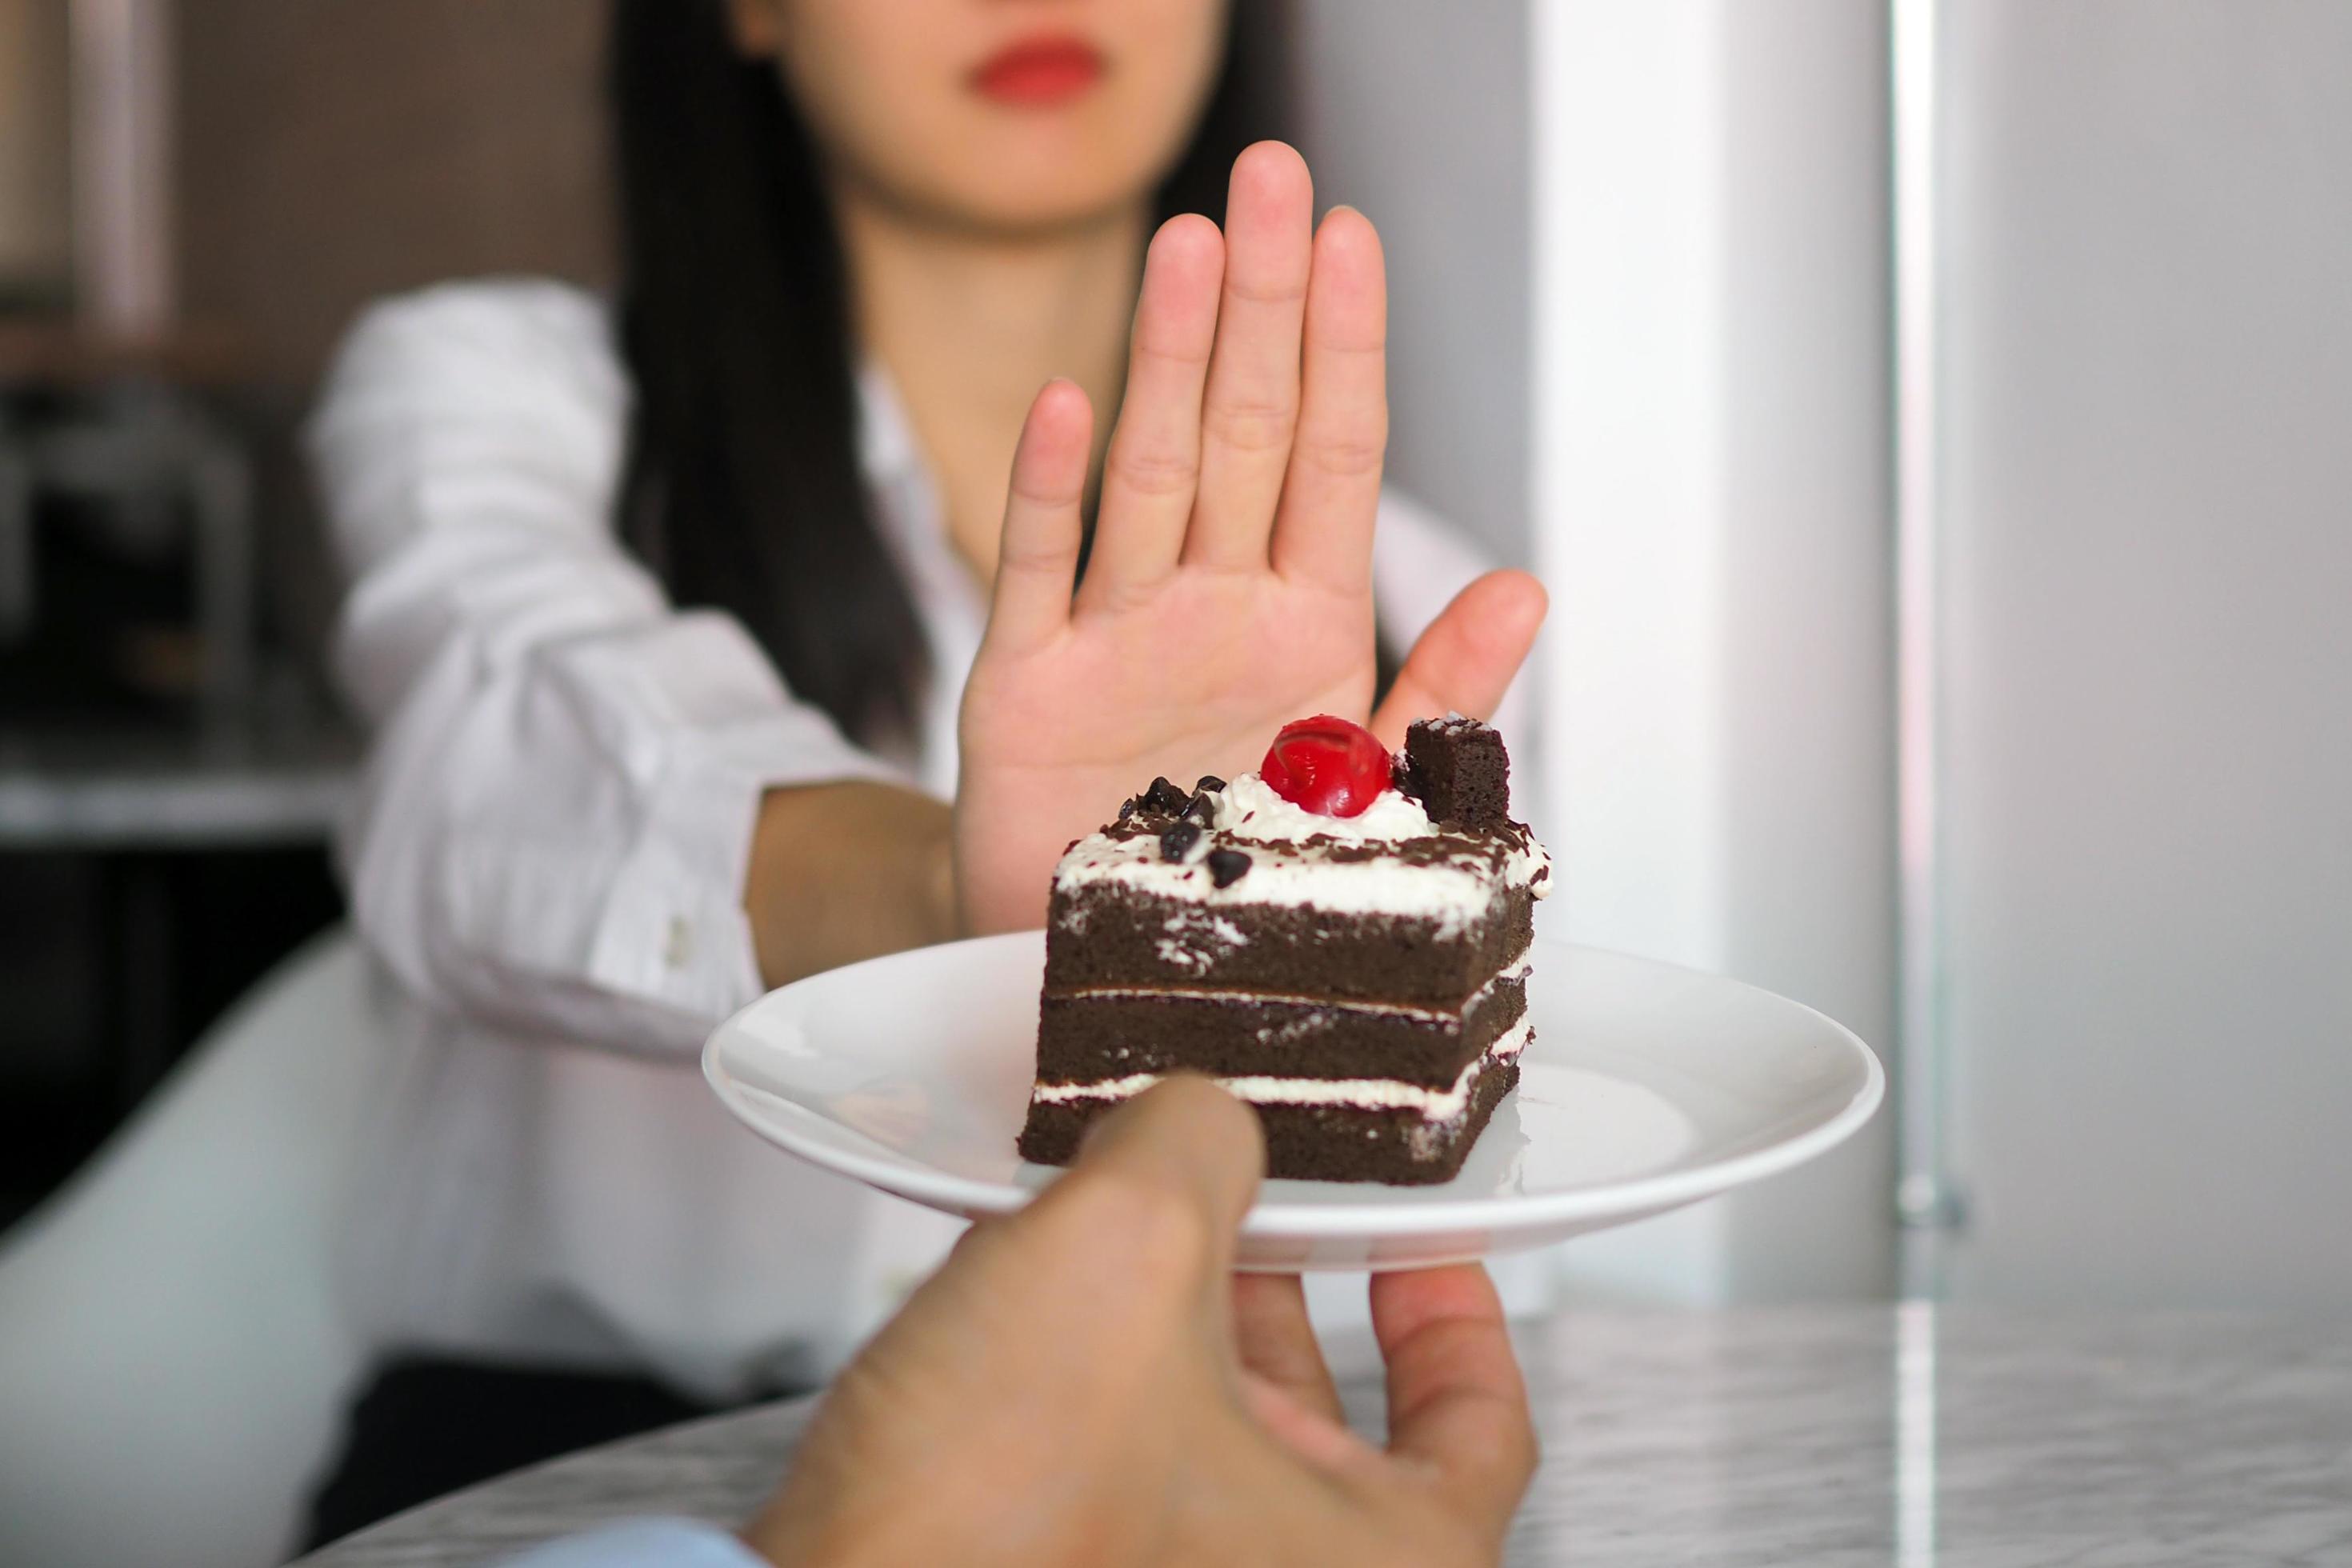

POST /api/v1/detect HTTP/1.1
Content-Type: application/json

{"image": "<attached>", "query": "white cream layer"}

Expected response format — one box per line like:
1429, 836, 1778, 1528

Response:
1054, 955, 1534, 1023
1030, 1017, 1533, 1120
1056, 834, 1498, 934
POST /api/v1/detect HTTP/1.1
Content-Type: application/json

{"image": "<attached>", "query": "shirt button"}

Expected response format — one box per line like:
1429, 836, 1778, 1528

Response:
663, 916, 694, 969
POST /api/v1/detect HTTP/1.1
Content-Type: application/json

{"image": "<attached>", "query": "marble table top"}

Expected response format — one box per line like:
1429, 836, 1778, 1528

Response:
297, 1305, 2352, 1567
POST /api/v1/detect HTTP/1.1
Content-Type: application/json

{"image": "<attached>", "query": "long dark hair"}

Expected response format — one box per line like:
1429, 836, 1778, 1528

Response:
610, 2, 1292, 744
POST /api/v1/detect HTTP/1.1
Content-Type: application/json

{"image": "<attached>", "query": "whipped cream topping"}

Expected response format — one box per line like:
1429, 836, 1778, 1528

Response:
1214, 771, 1438, 844
1051, 768, 1550, 945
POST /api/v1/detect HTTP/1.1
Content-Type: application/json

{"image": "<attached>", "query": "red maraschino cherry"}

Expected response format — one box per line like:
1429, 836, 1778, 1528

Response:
1259, 715, 1392, 818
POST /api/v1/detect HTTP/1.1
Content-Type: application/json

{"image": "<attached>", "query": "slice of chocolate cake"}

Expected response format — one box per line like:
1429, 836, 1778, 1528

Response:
1016, 714, 1552, 1185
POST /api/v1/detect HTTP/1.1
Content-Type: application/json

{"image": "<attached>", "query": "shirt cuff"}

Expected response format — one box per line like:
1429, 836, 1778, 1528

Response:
503, 1518, 768, 1568
589, 674, 903, 1025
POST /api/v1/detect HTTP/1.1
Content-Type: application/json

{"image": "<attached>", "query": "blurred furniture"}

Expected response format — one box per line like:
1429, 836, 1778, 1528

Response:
0, 698, 349, 850
0, 0, 73, 308
0, 0, 358, 1229
0, 0, 252, 706
290, 1305, 2352, 1566
0, 702, 352, 1178
0, 927, 382, 1568
0, 325, 258, 710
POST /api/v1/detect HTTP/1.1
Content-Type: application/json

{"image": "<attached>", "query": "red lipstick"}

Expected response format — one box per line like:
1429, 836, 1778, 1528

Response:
969, 34, 1106, 106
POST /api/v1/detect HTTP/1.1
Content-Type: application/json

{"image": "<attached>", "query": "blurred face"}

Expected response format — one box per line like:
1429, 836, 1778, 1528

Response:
730, 0, 1230, 234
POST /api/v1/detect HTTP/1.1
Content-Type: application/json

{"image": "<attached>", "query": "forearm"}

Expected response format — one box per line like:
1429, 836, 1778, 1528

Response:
745, 782, 960, 988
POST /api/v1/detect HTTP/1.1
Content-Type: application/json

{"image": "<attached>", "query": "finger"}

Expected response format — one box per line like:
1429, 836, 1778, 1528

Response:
1079, 215, 1223, 609
1270, 205, 1387, 592
1370, 570, 1549, 749
1186, 141, 1314, 571
1026, 1078, 1266, 1305
1232, 1274, 1346, 1426
980, 378, 1093, 658
1372, 1265, 1538, 1538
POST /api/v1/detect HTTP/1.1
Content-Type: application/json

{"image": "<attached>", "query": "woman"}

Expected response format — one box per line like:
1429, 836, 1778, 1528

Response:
317, 0, 1535, 1402
0, 2, 1546, 1559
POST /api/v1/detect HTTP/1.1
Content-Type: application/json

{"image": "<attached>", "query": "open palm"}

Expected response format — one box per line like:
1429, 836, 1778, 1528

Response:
956, 144, 1546, 934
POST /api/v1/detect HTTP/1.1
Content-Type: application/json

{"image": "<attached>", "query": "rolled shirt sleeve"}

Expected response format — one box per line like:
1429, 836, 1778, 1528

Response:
309, 281, 896, 1054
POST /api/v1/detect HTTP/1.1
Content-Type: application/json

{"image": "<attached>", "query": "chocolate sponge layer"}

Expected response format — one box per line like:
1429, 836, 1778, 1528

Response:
1034, 976, 1526, 1088
1015, 1054, 1520, 1186
1399, 717, 1514, 831
1043, 885, 1535, 1008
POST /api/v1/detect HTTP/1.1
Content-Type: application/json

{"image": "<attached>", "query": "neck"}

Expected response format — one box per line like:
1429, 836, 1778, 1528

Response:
834, 191, 1148, 583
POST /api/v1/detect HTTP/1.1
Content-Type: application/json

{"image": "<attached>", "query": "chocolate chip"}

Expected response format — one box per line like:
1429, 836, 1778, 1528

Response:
1206, 848, 1252, 888
1116, 796, 1138, 822
1194, 774, 1227, 795
1181, 791, 1218, 826
1159, 821, 1202, 862
1142, 775, 1190, 815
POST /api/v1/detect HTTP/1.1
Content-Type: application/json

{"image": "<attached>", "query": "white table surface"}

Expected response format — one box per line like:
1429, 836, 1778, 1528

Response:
296, 1304, 2352, 1567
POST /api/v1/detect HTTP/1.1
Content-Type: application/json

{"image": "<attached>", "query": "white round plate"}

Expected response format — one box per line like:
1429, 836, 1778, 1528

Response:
704, 931, 1882, 1272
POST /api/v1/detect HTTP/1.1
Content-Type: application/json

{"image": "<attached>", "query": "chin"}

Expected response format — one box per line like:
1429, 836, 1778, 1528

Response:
932, 154, 1166, 236
959, 186, 1151, 235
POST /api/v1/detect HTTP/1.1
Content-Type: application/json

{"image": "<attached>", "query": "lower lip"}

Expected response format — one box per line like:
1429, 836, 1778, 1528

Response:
970, 42, 1105, 106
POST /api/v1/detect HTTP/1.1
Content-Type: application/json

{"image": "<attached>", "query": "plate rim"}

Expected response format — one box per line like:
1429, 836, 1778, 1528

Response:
702, 931, 1885, 1238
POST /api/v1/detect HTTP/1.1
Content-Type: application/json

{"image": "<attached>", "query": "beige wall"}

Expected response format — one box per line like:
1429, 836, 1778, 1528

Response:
178, 0, 612, 390
0, 0, 72, 296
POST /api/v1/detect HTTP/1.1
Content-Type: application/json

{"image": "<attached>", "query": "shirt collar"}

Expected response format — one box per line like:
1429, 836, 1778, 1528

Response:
855, 360, 925, 490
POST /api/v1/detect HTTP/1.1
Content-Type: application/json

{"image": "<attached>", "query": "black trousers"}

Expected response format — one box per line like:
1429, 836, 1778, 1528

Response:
302, 1358, 747, 1550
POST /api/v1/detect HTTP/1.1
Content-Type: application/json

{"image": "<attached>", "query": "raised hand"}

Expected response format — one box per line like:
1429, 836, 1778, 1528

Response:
954, 142, 1546, 934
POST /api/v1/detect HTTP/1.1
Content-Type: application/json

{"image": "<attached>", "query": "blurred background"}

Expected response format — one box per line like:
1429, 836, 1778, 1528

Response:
0, 0, 610, 1233
1, 0, 2346, 1321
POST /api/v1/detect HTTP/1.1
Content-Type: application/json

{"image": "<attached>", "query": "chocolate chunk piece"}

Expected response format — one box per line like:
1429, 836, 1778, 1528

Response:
1206, 848, 1252, 888
1142, 776, 1191, 815
1117, 796, 1139, 822
1181, 791, 1219, 826
1399, 716, 1512, 831
1194, 774, 1228, 795
1159, 821, 1203, 862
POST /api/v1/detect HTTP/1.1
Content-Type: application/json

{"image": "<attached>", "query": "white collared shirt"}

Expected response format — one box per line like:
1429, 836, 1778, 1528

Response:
307, 278, 1527, 1396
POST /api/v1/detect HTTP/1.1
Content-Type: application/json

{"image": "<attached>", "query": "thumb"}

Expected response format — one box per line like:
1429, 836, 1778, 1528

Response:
1370, 570, 1546, 749
1017, 1078, 1266, 1314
